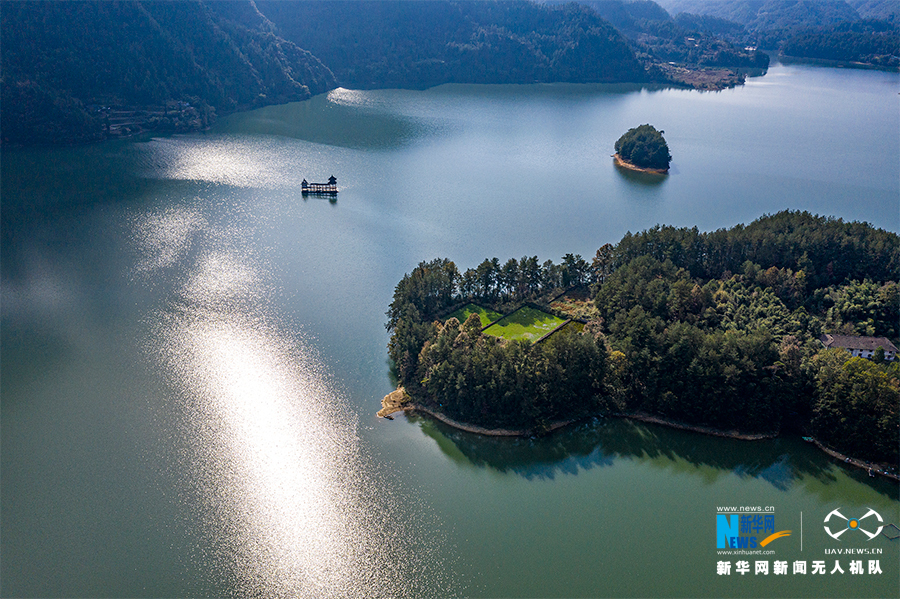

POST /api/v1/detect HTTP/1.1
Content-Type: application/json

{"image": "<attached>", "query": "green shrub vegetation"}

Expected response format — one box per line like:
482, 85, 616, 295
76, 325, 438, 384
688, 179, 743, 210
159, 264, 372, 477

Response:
447, 304, 504, 329
386, 211, 899, 465
615, 124, 672, 170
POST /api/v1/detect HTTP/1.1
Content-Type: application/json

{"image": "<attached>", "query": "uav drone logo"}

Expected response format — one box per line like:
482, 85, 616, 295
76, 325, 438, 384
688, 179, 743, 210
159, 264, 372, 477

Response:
823, 508, 884, 541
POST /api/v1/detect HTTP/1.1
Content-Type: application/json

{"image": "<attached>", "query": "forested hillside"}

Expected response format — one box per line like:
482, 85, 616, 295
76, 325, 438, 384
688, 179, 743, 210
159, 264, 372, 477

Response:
255, 0, 651, 89
656, 0, 861, 32
547, 1, 768, 67
848, 0, 900, 20
1, 0, 336, 144
386, 212, 899, 465
2, 0, 660, 145
781, 19, 899, 67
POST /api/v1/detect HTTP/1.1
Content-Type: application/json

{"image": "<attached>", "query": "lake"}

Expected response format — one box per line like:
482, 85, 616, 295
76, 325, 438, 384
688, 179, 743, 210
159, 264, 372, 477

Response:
2, 61, 898, 598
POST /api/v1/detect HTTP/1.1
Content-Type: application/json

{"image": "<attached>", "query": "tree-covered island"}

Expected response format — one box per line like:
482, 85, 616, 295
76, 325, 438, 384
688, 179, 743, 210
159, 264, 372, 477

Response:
614, 124, 672, 173
383, 211, 899, 473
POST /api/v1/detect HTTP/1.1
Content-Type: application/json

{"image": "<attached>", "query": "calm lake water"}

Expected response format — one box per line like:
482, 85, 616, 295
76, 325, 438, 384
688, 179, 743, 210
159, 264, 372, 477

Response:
2, 62, 898, 598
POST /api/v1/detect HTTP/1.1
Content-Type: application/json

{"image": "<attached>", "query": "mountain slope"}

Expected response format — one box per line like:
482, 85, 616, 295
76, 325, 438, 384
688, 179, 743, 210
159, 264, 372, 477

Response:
255, 0, 651, 89
849, 0, 900, 20
1, 0, 336, 144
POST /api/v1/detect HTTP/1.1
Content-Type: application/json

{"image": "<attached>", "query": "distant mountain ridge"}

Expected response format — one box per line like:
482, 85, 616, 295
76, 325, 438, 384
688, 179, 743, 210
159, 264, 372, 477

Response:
655, 0, 899, 29
654, 0, 863, 32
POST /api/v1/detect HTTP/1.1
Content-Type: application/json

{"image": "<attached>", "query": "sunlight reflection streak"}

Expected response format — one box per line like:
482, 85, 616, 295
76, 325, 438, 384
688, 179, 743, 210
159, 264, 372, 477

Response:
135, 193, 448, 597
144, 138, 290, 188
143, 234, 367, 595
173, 313, 356, 595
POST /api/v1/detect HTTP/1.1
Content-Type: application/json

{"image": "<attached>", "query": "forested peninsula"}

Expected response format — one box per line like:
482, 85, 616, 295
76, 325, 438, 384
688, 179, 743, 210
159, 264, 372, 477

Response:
384, 211, 900, 471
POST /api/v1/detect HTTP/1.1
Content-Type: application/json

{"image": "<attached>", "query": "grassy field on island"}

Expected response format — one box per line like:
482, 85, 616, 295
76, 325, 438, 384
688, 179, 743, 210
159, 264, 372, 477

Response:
446, 303, 505, 328
482, 306, 567, 342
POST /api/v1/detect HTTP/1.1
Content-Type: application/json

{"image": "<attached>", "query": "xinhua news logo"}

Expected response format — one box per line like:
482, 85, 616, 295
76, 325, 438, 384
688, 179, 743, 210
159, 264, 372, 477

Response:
823, 508, 884, 541
717, 508, 791, 550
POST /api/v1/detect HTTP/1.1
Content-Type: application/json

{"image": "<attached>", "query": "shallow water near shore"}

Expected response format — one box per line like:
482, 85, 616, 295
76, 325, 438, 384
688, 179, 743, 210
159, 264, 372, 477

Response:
2, 62, 898, 597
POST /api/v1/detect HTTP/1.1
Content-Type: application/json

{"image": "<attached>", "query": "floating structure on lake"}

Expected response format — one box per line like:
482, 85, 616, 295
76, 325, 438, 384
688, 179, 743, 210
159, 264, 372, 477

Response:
301, 175, 338, 196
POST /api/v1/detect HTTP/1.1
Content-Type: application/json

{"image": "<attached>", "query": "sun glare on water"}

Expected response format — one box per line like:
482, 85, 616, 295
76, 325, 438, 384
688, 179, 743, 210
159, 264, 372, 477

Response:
143, 137, 298, 189
132, 203, 443, 597
163, 309, 362, 596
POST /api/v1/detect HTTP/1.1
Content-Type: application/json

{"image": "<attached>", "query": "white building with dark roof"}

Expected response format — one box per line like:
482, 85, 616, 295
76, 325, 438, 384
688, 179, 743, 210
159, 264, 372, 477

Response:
819, 334, 898, 361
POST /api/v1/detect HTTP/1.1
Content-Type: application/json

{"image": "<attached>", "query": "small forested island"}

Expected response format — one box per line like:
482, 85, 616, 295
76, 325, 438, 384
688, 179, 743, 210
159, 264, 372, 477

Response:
614, 124, 672, 173
383, 211, 899, 473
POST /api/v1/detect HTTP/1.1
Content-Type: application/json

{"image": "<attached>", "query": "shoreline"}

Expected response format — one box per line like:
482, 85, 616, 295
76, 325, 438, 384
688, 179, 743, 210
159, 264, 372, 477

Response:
613, 411, 777, 441
379, 391, 898, 479
613, 153, 669, 174
778, 53, 899, 73
378, 389, 576, 436
400, 403, 577, 437
807, 437, 899, 482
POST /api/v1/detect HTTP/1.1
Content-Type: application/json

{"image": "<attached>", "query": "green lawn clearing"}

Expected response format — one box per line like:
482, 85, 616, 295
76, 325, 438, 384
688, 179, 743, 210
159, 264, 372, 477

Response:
445, 303, 505, 328
482, 306, 567, 343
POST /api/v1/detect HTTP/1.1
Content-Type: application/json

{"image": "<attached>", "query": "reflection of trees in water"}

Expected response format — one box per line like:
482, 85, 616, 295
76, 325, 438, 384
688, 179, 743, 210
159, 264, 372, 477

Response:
612, 161, 668, 186
408, 413, 615, 479
410, 414, 898, 500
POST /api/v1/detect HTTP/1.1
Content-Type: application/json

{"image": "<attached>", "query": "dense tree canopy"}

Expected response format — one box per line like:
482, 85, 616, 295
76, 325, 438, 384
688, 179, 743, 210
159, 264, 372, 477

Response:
589, 212, 898, 448
610, 211, 899, 287
811, 350, 899, 464
416, 315, 613, 429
